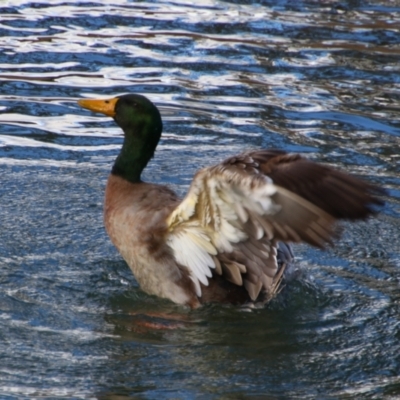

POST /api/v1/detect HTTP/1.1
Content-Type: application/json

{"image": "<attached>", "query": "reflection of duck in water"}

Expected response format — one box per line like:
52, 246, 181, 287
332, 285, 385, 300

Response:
78, 94, 385, 309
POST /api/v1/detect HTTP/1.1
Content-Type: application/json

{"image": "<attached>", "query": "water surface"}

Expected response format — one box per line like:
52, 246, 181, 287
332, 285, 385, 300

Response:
0, 0, 400, 399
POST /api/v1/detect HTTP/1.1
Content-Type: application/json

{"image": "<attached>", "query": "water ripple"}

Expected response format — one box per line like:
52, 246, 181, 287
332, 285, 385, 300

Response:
0, 0, 400, 398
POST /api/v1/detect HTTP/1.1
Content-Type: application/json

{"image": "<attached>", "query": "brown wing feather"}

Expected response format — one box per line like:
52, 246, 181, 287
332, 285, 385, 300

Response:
168, 149, 385, 306
246, 150, 385, 219
209, 149, 385, 302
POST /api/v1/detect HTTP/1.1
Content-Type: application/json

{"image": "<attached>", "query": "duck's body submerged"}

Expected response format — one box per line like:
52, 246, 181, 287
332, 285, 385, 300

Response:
79, 94, 384, 309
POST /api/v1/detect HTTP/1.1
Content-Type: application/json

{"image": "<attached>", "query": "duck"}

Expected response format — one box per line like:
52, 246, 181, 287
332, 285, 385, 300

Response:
78, 93, 384, 309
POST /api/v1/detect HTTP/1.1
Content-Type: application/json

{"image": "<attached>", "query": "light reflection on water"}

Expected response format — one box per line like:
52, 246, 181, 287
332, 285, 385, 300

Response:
0, 0, 400, 398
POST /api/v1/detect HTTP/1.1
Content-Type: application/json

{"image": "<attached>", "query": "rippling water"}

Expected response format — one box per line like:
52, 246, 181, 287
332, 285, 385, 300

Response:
1, 0, 400, 398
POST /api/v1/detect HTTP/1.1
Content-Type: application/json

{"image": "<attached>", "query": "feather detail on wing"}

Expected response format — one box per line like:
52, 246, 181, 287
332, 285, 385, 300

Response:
167, 224, 217, 296
166, 163, 282, 298
165, 150, 384, 301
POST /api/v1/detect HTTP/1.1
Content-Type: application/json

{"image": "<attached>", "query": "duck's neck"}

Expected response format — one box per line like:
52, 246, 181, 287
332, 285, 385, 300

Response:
111, 133, 159, 183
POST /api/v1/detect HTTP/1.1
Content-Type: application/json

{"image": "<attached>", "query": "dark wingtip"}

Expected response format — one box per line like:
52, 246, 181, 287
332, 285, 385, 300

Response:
345, 184, 387, 220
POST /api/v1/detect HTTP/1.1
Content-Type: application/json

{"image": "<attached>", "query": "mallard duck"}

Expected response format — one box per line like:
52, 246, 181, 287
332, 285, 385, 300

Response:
78, 94, 384, 309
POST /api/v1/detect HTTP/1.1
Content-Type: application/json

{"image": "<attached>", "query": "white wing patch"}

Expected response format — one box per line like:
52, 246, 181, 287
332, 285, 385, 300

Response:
166, 165, 281, 297
166, 224, 217, 296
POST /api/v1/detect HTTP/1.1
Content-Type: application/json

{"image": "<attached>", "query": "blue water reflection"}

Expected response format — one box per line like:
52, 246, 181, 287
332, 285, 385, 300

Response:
0, 0, 399, 398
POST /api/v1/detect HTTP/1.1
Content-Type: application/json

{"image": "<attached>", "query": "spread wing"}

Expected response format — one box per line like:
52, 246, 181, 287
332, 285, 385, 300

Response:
166, 149, 384, 301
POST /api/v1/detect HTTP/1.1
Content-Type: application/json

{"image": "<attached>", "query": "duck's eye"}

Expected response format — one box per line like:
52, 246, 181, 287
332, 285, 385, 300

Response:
126, 100, 139, 109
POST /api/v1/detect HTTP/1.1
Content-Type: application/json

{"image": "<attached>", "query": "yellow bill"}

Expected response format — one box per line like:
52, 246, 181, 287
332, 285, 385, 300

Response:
78, 97, 118, 117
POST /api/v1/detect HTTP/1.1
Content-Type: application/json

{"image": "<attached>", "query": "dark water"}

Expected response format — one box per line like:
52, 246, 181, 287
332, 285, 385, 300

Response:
1, 0, 400, 398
